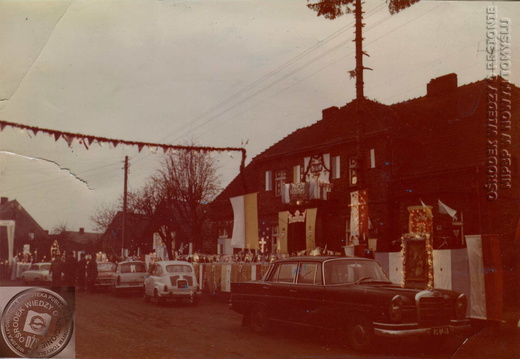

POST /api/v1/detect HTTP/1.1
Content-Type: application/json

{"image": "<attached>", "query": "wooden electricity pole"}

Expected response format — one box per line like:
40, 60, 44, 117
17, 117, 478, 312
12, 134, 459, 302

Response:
354, 0, 365, 101
122, 156, 129, 258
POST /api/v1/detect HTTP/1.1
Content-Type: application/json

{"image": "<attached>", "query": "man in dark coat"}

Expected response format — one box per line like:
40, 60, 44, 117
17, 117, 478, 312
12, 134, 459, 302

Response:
63, 251, 77, 292
86, 255, 98, 294
76, 253, 87, 292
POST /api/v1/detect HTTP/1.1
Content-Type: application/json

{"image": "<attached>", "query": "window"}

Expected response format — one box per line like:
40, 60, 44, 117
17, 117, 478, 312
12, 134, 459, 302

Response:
265, 171, 273, 191
275, 170, 286, 197
297, 263, 321, 284
271, 263, 297, 283
331, 156, 341, 179
166, 265, 192, 273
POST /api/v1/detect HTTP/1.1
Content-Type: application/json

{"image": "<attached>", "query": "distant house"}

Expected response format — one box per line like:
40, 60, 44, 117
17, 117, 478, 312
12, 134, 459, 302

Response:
0, 197, 48, 261
48, 228, 102, 256
101, 212, 155, 258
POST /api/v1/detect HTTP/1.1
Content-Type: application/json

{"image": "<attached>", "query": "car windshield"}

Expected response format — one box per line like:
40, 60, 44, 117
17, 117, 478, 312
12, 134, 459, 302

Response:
120, 262, 146, 273
165, 265, 192, 273
324, 259, 390, 285
41, 264, 51, 271
98, 262, 116, 272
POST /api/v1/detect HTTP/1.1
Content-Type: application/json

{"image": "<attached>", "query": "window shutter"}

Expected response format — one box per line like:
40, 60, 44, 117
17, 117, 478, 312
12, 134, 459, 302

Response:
265, 171, 273, 191
331, 156, 341, 179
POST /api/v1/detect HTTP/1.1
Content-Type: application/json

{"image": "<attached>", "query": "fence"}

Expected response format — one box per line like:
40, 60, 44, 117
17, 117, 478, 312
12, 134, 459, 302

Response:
193, 263, 271, 294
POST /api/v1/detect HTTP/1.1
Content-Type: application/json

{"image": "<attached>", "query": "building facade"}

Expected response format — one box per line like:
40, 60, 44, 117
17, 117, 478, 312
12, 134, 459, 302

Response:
209, 74, 519, 259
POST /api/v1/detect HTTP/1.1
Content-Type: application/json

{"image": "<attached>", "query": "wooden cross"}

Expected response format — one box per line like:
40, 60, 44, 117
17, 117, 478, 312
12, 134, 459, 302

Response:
259, 237, 267, 253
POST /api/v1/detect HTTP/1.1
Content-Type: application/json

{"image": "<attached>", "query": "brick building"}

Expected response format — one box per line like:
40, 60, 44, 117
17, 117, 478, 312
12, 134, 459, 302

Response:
208, 74, 519, 259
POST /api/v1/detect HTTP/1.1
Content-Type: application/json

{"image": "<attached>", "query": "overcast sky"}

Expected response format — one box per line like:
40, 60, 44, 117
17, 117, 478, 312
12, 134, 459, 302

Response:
0, 0, 518, 234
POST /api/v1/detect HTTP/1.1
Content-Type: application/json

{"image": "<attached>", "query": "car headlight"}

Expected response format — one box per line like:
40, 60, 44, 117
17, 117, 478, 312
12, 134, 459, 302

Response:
455, 294, 467, 319
389, 295, 403, 322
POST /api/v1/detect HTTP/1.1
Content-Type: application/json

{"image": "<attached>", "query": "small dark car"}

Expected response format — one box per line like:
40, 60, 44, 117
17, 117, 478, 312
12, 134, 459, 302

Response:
230, 256, 470, 351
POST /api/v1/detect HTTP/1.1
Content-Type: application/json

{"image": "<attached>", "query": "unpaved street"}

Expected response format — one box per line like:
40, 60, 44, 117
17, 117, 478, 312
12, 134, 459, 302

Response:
73, 290, 518, 359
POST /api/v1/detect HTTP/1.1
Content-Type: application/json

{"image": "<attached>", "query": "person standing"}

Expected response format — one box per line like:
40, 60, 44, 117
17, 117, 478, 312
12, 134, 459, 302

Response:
86, 255, 98, 294
63, 251, 77, 292
49, 256, 63, 290
76, 253, 87, 292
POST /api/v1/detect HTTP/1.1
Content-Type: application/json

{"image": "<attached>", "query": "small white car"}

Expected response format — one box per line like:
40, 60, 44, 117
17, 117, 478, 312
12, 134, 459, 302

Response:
144, 260, 200, 305
20, 263, 51, 283
111, 260, 147, 295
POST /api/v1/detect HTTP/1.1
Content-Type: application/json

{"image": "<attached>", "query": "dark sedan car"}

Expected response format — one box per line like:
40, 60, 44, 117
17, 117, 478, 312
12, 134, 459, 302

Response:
230, 256, 470, 351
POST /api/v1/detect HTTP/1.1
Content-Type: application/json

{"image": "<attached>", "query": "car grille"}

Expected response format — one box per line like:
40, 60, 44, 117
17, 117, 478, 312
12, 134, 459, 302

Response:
418, 296, 450, 326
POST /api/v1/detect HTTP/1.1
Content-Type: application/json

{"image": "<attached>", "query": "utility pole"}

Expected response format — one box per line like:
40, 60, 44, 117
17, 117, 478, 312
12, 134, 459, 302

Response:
122, 156, 129, 258
354, 0, 365, 101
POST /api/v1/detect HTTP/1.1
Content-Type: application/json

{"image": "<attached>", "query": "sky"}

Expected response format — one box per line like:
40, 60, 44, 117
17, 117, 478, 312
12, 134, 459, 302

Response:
0, 0, 519, 234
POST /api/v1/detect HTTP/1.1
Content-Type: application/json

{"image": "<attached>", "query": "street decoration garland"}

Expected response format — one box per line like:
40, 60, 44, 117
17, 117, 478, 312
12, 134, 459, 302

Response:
0, 120, 246, 165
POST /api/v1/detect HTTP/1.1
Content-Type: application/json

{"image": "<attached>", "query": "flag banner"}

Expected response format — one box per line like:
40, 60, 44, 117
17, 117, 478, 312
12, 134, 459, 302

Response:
438, 199, 458, 220
389, 252, 404, 285
304, 153, 330, 183
433, 249, 452, 290
350, 190, 368, 243
230, 193, 259, 249
305, 208, 317, 251
278, 211, 289, 254
349, 191, 359, 243
375, 252, 404, 284
466, 234, 503, 321
358, 189, 368, 238
258, 220, 271, 254
230, 196, 245, 247
408, 206, 433, 233
244, 193, 259, 249
420, 199, 433, 218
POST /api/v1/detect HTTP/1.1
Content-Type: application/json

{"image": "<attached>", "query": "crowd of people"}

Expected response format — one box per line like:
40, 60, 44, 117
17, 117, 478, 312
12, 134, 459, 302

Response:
48, 251, 99, 293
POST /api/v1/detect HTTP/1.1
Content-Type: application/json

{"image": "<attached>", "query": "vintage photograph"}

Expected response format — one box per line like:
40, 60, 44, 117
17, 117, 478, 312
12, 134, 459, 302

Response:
0, 0, 519, 358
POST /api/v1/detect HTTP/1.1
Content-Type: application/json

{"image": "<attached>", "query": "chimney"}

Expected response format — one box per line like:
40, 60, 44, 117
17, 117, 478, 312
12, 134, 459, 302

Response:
427, 73, 458, 97
322, 106, 340, 120
79, 228, 85, 234
1, 197, 8, 205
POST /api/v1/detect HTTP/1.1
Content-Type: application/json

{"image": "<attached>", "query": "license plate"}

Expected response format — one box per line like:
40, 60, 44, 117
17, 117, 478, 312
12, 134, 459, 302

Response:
432, 327, 450, 336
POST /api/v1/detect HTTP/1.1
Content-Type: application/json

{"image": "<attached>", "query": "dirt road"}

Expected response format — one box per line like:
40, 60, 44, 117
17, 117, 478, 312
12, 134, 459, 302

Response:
73, 289, 517, 359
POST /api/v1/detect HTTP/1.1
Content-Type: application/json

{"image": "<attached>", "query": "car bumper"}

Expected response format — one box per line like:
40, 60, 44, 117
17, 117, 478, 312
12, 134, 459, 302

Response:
158, 290, 200, 300
373, 319, 471, 338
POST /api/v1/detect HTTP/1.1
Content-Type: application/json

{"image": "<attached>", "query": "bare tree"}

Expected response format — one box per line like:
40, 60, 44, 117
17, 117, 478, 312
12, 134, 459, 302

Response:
152, 145, 221, 255
122, 144, 220, 257
90, 202, 119, 233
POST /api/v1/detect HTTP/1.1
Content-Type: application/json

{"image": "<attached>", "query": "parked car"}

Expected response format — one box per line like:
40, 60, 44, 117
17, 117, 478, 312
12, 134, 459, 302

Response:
144, 260, 200, 305
20, 262, 52, 283
111, 260, 147, 295
230, 256, 470, 351
95, 262, 117, 289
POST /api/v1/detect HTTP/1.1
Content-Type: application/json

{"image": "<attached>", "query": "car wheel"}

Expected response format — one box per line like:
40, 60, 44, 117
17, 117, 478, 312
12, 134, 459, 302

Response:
348, 315, 373, 351
250, 305, 270, 334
